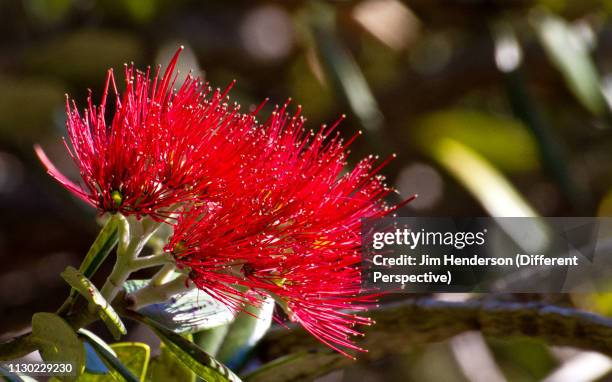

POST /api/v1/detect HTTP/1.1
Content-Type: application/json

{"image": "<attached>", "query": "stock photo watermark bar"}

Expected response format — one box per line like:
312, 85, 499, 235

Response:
0, 362, 76, 377
362, 217, 612, 293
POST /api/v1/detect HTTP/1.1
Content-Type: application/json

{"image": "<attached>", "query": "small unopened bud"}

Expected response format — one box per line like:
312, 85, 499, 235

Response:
110, 190, 123, 207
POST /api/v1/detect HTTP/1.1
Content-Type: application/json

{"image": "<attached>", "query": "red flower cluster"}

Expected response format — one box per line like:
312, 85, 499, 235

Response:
168, 103, 413, 356
36, 48, 255, 220
37, 48, 412, 357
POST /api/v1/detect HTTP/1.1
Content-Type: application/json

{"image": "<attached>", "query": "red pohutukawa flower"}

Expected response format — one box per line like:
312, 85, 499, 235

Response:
36, 48, 413, 358
168, 103, 413, 357
35, 47, 255, 220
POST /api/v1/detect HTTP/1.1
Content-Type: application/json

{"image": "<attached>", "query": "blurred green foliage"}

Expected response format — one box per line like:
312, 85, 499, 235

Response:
25, 30, 144, 86
414, 110, 540, 173
0, 76, 63, 142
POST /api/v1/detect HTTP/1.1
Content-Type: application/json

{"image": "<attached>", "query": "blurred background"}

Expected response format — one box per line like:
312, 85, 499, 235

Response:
4, 0, 612, 380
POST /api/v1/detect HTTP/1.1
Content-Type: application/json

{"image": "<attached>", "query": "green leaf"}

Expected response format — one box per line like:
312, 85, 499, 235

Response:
60, 216, 119, 315
79, 217, 120, 278
146, 342, 195, 382
75, 369, 115, 382
141, 316, 241, 382
109, 343, 150, 382
31, 313, 85, 381
534, 11, 607, 116
83, 341, 110, 375
124, 280, 233, 334
217, 298, 275, 369
242, 351, 343, 382
77, 330, 116, 358
61, 266, 126, 340
78, 330, 139, 382
76, 329, 115, 381
194, 325, 230, 357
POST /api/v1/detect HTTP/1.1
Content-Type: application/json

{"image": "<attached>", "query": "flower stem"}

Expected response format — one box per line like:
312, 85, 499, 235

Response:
0, 216, 171, 362
99, 216, 161, 302
150, 263, 176, 286
130, 253, 172, 272
127, 273, 193, 310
